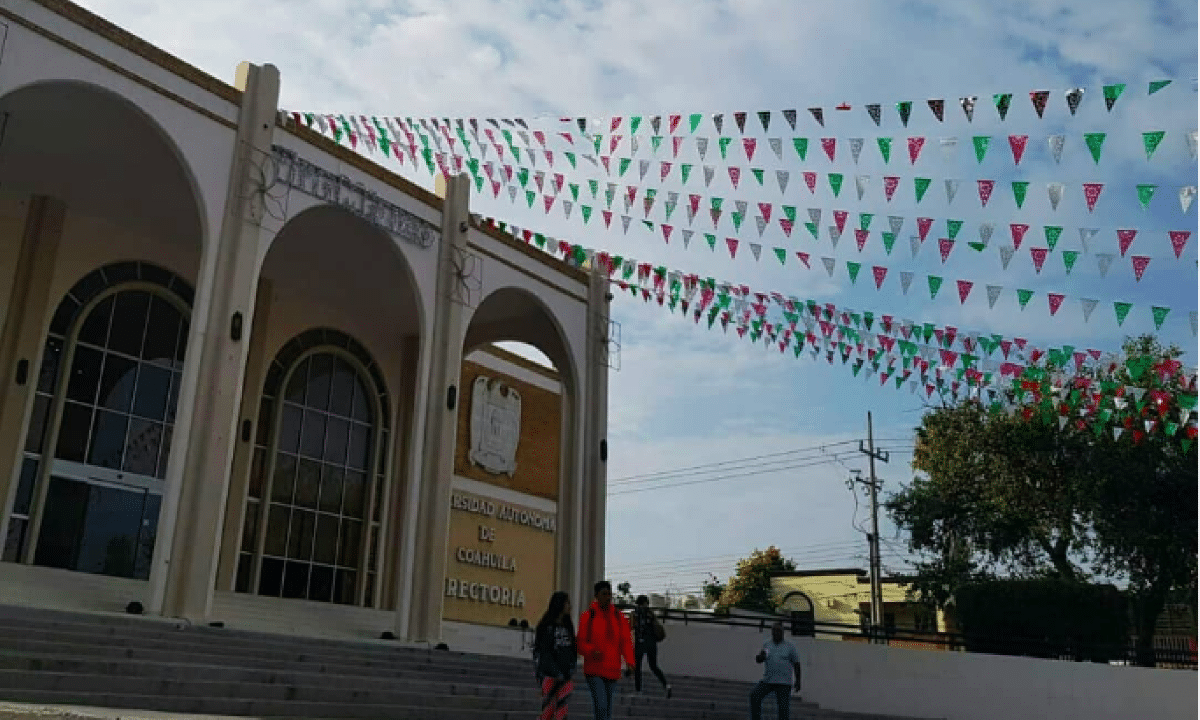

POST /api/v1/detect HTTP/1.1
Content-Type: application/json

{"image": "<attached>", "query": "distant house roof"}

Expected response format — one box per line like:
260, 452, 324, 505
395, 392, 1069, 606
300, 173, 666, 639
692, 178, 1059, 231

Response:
770, 568, 867, 579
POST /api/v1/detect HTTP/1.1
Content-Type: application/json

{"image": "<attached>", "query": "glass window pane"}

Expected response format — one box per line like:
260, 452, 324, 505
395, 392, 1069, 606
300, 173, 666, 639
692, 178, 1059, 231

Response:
132, 363, 170, 421
288, 509, 315, 561
318, 466, 344, 515
338, 519, 361, 568
299, 410, 326, 460
107, 291, 151, 357
323, 418, 349, 465
248, 447, 266, 499
279, 405, 302, 454
241, 501, 260, 552
271, 453, 297, 504
96, 354, 137, 413
155, 424, 174, 480
37, 337, 63, 394
142, 296, 182, 366
55, 402, 93, 463
329, 358, 355, 417
313, 513, 339, 565
24, 394, 51, 454
12, 457, 39, 516
284, 359, 309, 404
258, 556, 284, 597
65, 345, 103, 405
87, 410, 129, 469
77, 296, 114, 347
306, 354, 334, 411
235, 553, 254, 593
33, 477, 89, 570
309, 564, 334, 603
347, 425, 370, 471
294, 459, 321, 510
364, 572, 376, 609
122, 419, 162, 477
263, 504, 290, 557
334, 569, 357, 605
282, 561, 310, 599
342, 471, 366, 519
350, 379, 370, 423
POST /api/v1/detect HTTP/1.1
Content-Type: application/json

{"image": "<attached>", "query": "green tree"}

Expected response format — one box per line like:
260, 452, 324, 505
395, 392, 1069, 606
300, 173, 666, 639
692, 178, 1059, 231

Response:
717, 547, 796, 613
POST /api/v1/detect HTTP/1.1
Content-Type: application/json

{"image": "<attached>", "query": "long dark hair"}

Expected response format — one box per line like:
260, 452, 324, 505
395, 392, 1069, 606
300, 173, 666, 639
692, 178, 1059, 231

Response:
537, 591, 573, 634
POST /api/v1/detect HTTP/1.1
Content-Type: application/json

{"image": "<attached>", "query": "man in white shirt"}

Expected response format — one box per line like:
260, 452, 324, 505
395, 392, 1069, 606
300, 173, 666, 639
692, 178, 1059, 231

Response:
750, 621, 802, 720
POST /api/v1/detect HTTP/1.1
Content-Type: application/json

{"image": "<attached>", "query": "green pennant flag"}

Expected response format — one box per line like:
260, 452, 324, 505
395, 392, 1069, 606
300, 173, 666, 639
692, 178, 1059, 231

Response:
517, 168, 530, 188
593, 135, 603, 155
630, 116, 642, 134
651, 136, 663, 154
467, 158, 480, 176
847, 261, 862, 284
619, 158, 632, 176
805, 222, 819, 240
588, 179, 599, 198
877, 137, 893, 164
718, 137, 733, 159
711, 197, 724, 211
793, 138, 809, 160
581, 206, 593, 224
1102, 83, 1125, 110
852, 362, 863, 377
782, 206, 797, 223
605, 186, 615, 208
689, 113, 703, 133
534, 233, 546, 249
1084, 132, 1106, 164
863, 311, 874, 330
882, 232, 897, 254
752, 168, 765, 186
681, 164, 693, 184
473, 175, 484, 193
525, 190, 536, 208
569, 183, 580, 202
1136, 184, 1157, 210
859, 213, 874, 231
968, 242, 986, 252
641, 220, 654, 231
705, 233, 717, 250
1143, 130, 1166, 160
928, 275, 943, 299
1044, 225, 1063, 251
1152, 306, 1170, 330
1017, 289, 1034, 309
1012, 181, 1029, 209
914, 177, 931, 203
510, 146, 521, 163
564, 151, 577, 168
731, 212, 745, 231
994, 93, 1013, 118
573, 245, 588, 266
829, 173, 844, 197
972, 136, 990, 163
774, 248, 787, 265
946, 219, 963, 240
1114, 301, 1133, 326
897, 101, 913, 124
1149, 79, 1172, 95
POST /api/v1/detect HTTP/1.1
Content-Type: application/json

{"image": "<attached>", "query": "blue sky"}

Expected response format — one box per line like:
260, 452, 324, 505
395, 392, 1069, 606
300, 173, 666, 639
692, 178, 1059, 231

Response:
75, 0, 1198, 599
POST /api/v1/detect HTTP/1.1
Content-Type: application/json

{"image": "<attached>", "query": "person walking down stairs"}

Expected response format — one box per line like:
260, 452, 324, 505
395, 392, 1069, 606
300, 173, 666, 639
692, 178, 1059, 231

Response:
534, 591, 578, 720
576, 581, 635, 720
749, 621, 803, 720
630, 595, 672, 699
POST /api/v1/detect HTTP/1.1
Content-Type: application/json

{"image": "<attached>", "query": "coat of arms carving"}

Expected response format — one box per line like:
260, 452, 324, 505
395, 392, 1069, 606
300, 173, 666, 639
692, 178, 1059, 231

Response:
468, 376, 522, 477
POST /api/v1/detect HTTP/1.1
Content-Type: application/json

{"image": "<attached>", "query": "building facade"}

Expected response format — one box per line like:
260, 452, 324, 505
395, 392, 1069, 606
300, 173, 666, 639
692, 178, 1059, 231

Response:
0, 0, 610, 648
772, 569, 953, 640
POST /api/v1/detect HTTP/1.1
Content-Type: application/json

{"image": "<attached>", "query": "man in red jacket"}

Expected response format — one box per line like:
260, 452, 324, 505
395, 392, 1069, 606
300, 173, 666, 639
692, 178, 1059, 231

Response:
576, 580, 635, 720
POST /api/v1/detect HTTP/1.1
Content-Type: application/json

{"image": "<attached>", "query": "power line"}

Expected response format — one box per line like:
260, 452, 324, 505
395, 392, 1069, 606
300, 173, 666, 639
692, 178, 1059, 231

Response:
609, 440, 863, 485
607, 454, 860, 496
607, 539, 865, 574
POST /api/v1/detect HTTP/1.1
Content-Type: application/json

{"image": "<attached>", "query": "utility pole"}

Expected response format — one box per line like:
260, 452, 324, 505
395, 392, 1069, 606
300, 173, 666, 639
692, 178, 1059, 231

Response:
858, 411, 889, 642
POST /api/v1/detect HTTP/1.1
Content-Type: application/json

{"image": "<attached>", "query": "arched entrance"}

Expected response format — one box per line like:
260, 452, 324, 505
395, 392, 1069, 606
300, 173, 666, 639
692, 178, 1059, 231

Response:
780, 590, 817, 636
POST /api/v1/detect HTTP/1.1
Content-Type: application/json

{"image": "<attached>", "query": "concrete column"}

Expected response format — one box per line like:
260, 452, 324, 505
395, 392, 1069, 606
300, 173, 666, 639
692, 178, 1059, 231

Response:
555, 386, 584, 605
401, 173, 471, 642
0, 196, 65, 538
582, 265, 611, 588
149, 62, 281, 620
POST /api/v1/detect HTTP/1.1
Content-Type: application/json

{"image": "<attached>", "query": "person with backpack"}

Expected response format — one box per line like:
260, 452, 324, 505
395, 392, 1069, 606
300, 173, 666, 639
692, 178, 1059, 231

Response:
576, 581, 635, 720
534, 591, 577, 720
630, 595, 672, 698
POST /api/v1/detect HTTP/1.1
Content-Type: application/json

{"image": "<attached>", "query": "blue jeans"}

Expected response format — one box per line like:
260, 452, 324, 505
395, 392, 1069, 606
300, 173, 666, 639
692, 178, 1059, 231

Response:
750, 682, 792, 720
584, 674, 617, 720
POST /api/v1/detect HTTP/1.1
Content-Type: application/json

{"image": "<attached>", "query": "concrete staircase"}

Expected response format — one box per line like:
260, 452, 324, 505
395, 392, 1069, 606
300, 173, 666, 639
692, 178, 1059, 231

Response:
0, 604, 928, 719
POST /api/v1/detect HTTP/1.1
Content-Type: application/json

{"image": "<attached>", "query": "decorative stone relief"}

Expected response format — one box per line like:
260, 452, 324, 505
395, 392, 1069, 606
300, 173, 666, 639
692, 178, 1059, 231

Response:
468, 376, 521, 477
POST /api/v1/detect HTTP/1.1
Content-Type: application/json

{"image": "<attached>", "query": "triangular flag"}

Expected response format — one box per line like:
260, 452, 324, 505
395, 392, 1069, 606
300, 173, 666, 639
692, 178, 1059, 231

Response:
822, 256, 836, 276
885, 176, 901, 202
1044, 225, 1063, 251
1097, 253, 1114, 277
999, 245, 1015, 269
888, 216, 904, 236
1010, 223, 1030, 249
850, 138, 865, 163
855, 229, 870, 252
911, 236, 922, 259
1083, 183, 1104, 212
1030, 90, 1050, 118
1103, 84, 1125, 111
1151, 306, 1170, 331
1047, 182, 1065, 210
866, 104, 882, 126
847, 261, 862, 284
1143, 131, 1166, 160
928, 275, 944, 299
782, 109, 798, 130
809, 107, 825, 127
940, 137, 958, 162
758, 111, 772, 132
901, 271, 915, 294
743, 138, 757, 161
908, 136, 926, 164
938, 238, 955, 263
978, 179, 995, 206
1048, 293, 1065, 316
1009, 135, 1029, 164
682, 229, 693, 248
978, 222, 994, 244
1030, 247, 1049, 273
776, 170, 790, 193
1084, 133, 1106, 164
928, 99, 945, 121
1047, 134, 1066, 164
882, 232, 897, 255
726, 238, 739, 258
1188, 131, 1197, 159
960, 96, 976, 121
1117, 228, 1139, 257
1114, 301, 1133, 326
946, 219, 963, 240
1149, 80, 1172, 94
972, 135, 990, 163
1181, 186, 1196, 213
1137, 184, 1157, 210
873, 266, 888, 289
914, 177, 931, 203
1169, 230, 1191, 258
1191, 311, 1198, 337
769, 138, 784, 160
793, 137, 809, 160
774, 247, 787, 265
994, 93, 1012, 120
956, 280, 973, 304
796, 251, 811, 268
1065, 88, 1085, 115
897, 101, 913, 127
1131, 255, 1151, 281
1017, 289, 1034, 309
749, 243, 762, 261
821, 137, 837, 162
856, 175, 871, 201
877, 137, 892, 164
1081, 298, 1098, 321
1012, 181, 1029, 209
1062, 250, 1080, 274
829, 173, 844, 197
917, 217, 933, 242
987, 285, 1002, 308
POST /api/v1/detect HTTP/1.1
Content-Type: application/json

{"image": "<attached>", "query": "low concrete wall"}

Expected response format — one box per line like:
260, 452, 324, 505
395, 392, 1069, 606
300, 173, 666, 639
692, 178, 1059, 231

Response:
653, 617, 1197, 720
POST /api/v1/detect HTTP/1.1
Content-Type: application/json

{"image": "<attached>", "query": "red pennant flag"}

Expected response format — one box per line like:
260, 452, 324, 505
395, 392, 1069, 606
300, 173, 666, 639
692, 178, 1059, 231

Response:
1009, 135, 1029, 164
758, 203, 773, 223
1014, 338, 1028, 350
873, 266, 888, 289
729, 167, 742, 188
821, 137, 837, 162
504, 165, 515, 181
673, 136, 685, 157
803, 172, 818, 193
1117, 228, 1137, 256
908, 136, 926, 164
1131, 255, 1151, 281
669, 115, 682, 133
1083, 183, 1104, 212
627, 186, 638, 205
1010, 223, 1031, 249
1000, 340, 1013, 357
533, 130, 547, 147
660, 162, 673, 181
957, 280, 973, 303
780, 219, 795, 237
833, 210, 848, 233
1030, 91, 1050, 118
524, 229, 534, 242
553, 173, 565, 192
726, 238, 739, 258
796, 251, 811, 268
917, 217, 934, 241
1170, 230, 1191, 258
543, 195, 555, 213
689, 194, 701, 215
883, 176, 900, 202
602, 210, 613, 228
1030, 247, 1049, 272
978, 179, 996, 207
559, 132, 574, 144
1048, 293, 1065, 316
939, 238, 955, 263
491, 181, 501, 197
600, 156, 611, 174
743, 138, 757, 161
662, 225, 674, 243
856, 229, 870, 251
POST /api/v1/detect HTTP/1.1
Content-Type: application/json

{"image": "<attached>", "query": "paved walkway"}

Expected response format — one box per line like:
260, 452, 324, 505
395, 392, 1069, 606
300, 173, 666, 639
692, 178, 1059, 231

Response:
0, 705, 251, 720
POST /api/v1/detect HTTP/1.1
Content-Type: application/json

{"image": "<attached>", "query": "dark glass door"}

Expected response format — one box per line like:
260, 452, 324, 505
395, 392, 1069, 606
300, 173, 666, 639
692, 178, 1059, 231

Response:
35, 475, 161, 580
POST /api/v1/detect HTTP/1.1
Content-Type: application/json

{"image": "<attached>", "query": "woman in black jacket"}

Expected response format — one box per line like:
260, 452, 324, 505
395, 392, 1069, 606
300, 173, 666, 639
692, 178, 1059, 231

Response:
534, 591, 577, 719
631, 595, 671, 698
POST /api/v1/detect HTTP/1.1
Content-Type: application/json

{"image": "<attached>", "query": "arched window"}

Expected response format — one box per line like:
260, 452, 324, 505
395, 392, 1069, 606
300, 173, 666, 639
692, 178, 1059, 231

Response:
236, 329, 390, 607
3, 262, 193, 580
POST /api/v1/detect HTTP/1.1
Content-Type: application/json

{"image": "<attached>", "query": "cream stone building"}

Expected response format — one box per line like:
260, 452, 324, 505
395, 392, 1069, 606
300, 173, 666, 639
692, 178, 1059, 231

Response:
0, 0, 610, 649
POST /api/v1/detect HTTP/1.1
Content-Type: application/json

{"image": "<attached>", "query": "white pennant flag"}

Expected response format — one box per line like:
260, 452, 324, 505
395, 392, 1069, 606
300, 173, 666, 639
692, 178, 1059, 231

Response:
508, 185, 518, 202
621, 215, 632, 234
704, 166, 716, 187
1048, 134, 1066, 163
750, 243, 763, 261
830, 227, 842, 249
1190, 311, 1198, 337
776, 170, 790, 193
999, 245, 1015, 269
1079, 227, 1098, 253
563, 200, 573, 219
850, 138, 865, 163
1188, 130, 1198, 160
755, 216, 768, 237
687, 204, 698, 224
1096, 253, 1114, 277
624, 192, 635, 213
1047, 182, 1065, 210
910, 236, 922, 258
769, 137, 784, 160
978, 222, 995, 244
697, 137, 710, 160
639, 160, 651, 180
889, 216, 904, 235
735, 200, 748, 216
808, 208, 822, 225
945, 179, 960, 204
517, 130, 531, 147
1181, 185, 1197, 213
630, 137, 640, 154
1081, 298, 1098, 322
900, 271, 915, 294
856, 175, 869, 201
822, 257, 837, 277
940, 137, 958, 162
682, 229, 694, 248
